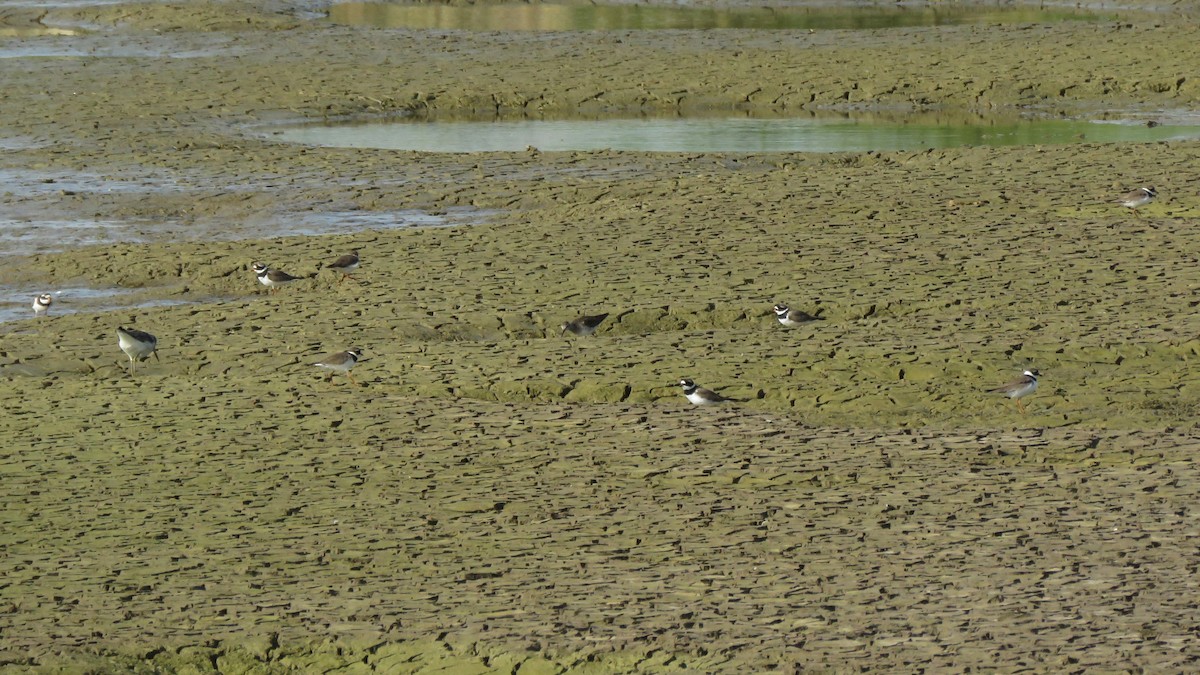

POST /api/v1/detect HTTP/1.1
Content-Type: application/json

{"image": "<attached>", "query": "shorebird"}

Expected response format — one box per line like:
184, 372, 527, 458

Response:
117, 326, 159, 375
990, 369, 1040, 414
251, 261, 307, 293
32, 293, 53, 318
772, 303, 821, 327
326, 250, 360, 283
1118, 186, 1156, 216
561, 313, 609, 337
313, 348, 363, 386
679, 378, 733, 405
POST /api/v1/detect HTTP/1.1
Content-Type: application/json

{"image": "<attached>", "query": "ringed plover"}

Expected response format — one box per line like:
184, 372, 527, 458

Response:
117, 326, 159, 375
314, 347, 363, 386
326, 250, 360, 283
32, 293, 53, 318
561, 313, 609, 337
679, 378, 733, 405
990, 369, 1039, 414
1119, 186, 1156, 214
772, 303, 821, 327
251, 261, 307, 293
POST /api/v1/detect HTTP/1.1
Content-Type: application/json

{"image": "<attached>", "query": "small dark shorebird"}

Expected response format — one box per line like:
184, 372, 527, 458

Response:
313, 347, 363, 386
561, 313, 609, 337
679, 378, 734, 406
117, 326, 159, 375
326, 250, 360, 283
989, 369, 1040, 414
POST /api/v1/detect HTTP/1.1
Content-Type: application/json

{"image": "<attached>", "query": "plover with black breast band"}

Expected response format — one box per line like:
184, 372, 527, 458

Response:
772, 303, 821, 327
1118, 186, 1156, 215
251, 261, 307, 293
989, 369, 1039, 414
679, 378, 734, 405
314, 347, 363, 386
32, 293, 53, 318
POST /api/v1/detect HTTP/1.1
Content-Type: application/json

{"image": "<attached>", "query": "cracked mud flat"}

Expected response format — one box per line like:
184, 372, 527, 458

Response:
3, 0, 1200, 671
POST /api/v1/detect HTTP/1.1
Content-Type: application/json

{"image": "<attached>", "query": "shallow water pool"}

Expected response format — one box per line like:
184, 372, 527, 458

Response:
265, 114, 1200, 153
328, 3, 1116, 32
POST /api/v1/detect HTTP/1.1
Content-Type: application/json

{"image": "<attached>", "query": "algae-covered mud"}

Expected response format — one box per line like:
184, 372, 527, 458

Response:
4, 0, 1200, 671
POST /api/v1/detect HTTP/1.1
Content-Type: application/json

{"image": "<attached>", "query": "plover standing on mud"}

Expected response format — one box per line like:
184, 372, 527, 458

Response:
252, 261, 306, 293
314, 348, 363, 386
679, 378, 733, 405
326, 250, 360, 283
1119, 186, 1156, 215
32, 293, 53, 318
772, 303, 821, 327
989, 369, 1039, 414
117, 326, 159, 375
561, 313, 609, 337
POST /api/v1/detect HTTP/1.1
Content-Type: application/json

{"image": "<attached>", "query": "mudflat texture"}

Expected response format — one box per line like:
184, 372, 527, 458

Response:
3, 0, 1200, 672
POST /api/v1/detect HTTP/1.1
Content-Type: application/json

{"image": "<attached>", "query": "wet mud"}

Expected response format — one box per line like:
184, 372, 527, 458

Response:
3, 0, 1200, 671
